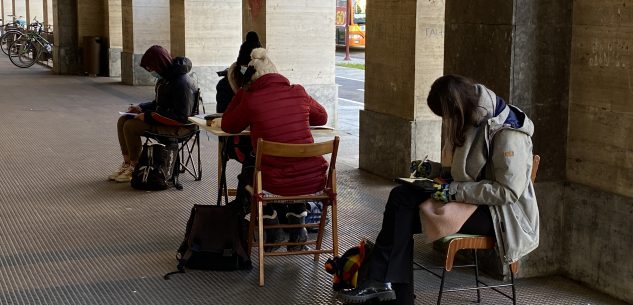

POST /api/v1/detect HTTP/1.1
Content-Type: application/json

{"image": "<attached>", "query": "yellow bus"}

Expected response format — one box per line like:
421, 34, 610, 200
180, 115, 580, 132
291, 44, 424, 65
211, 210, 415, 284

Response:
336, 0, 366, 47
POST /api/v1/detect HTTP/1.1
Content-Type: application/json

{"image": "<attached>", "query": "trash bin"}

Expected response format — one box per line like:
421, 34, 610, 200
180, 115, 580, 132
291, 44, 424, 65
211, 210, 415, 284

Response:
83, 36, 102, 76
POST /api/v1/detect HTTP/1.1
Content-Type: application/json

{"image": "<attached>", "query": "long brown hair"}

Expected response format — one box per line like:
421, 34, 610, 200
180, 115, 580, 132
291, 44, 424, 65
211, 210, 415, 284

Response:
426, 75, 479, 147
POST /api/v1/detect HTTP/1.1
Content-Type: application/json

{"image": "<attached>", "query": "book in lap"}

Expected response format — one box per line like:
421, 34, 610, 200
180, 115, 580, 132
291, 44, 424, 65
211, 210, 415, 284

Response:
395, 177, 438, 193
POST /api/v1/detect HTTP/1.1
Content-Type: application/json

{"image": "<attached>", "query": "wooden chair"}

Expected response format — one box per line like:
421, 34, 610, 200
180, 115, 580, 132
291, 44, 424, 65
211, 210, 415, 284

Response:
419, 155, 540, 305
247, 136, 340, 286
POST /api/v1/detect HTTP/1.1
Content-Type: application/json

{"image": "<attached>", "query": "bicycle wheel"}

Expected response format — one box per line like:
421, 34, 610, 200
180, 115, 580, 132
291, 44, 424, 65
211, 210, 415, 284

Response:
1, 30, 22, 55
8, 38, 37, 68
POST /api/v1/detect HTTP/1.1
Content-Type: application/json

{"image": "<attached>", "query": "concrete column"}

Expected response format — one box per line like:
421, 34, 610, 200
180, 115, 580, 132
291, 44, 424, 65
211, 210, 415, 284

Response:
105, 0, 122, 77
77, 0, 104, 40
52, 0, 80, 74
566, 1, 633, 302
3, 0, 12, 21
121, 0, 170, 85
242, 0, 337, 127
27, 0, 44, 24
43, 0, 51, 28
444, 0, 573, 278
445, 0, 572, 182
170, 0, 241, 103
359, 0, 444, 178
3, 0, 14, 22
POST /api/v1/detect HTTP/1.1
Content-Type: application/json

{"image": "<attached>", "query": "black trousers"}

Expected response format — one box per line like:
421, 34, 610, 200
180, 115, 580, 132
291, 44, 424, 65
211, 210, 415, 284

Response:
366, 184, 494, 305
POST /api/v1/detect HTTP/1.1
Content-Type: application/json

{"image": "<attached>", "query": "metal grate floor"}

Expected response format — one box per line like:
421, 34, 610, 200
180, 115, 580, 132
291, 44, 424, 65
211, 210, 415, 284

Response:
0, 57, 629, 305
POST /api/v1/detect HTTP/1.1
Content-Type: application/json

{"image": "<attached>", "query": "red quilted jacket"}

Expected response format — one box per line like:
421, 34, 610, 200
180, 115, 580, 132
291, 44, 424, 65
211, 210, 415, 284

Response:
221, 73, 329, 196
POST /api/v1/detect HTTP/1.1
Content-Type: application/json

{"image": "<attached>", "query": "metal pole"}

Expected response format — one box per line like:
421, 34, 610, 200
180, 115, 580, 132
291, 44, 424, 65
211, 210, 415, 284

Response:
344, 0, 351, 60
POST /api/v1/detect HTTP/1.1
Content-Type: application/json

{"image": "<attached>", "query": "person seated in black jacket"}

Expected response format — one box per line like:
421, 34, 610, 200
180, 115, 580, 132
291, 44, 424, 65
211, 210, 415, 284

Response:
109, 45, 197, 183
215, 32, 262, 209
216, 31, 262, 113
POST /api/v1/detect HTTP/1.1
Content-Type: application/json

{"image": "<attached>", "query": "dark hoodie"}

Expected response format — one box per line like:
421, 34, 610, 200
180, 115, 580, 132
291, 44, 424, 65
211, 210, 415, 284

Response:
139, 56, 196, 125
140, 45, 172, 76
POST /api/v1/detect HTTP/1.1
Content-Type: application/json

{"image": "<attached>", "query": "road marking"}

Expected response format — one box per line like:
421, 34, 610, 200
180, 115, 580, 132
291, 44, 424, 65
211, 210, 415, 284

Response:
357, 89, 365, 92
336, 76, 365, 82
338, 97, 364, 106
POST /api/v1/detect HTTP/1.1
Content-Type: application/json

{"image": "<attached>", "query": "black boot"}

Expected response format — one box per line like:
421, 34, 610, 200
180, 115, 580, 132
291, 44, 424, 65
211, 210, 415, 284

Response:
392, 283, 414, 305
263, 207, 284, 252
286, 210, 308, 251
338, 282, 396, 304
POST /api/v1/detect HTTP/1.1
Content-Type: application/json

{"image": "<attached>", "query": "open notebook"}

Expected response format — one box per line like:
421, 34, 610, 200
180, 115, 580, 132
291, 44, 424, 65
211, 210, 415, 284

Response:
394, 177, 437, 193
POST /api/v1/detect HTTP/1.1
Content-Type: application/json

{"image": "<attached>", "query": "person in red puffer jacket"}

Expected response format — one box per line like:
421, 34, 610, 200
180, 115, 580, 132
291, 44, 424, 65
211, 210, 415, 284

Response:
221, 48, 329, 252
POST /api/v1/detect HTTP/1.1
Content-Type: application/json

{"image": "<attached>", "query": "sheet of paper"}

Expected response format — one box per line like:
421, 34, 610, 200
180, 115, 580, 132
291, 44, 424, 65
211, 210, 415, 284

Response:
310, 125, 335, 130
118, 111, 137, 117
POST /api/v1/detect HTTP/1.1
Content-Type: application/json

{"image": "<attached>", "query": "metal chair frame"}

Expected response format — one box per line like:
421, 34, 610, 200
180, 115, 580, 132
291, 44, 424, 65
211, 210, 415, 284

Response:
415, 155, 540, 305
141, 88, 205, 189
144, 127, 202, 187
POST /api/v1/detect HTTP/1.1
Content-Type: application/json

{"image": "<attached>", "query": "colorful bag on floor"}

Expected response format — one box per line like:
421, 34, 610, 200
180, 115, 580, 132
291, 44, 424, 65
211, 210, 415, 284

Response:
324, 239, 374, 291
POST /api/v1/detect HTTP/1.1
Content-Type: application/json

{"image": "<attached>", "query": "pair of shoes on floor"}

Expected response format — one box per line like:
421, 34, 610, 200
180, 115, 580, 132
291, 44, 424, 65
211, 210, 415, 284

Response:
286, 211, 308, 251
108, 162, 134, 183
305, 201, 329, 233
337, 282, 396, 304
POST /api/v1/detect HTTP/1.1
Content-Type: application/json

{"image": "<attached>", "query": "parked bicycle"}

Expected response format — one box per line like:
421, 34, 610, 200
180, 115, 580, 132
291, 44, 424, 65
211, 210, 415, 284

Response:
1, 28, 24, 55
0, 15, 25, 55
1, 15, 22, 32
8, 26, 53, 68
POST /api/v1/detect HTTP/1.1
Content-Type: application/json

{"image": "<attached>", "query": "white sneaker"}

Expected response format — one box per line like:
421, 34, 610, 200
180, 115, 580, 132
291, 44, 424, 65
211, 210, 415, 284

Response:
108, 162, 130, 181
114, 166, 134, 183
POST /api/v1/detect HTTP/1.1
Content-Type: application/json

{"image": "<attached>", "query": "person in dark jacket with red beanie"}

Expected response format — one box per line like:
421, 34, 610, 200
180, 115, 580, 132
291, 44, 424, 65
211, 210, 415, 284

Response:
109, 45, 197, 183
221, 47, 328, 251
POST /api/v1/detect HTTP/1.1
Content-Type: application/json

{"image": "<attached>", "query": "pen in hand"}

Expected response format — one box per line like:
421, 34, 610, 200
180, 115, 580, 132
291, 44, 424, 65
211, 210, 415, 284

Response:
128, 104, 141, 113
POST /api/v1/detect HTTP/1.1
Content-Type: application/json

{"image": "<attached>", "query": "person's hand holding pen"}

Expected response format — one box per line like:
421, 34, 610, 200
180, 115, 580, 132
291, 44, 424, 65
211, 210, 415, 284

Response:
127, 104, 142, 113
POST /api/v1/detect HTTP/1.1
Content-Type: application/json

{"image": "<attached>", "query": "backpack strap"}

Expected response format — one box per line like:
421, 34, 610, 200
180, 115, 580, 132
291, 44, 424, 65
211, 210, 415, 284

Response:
164, 206, 198, 280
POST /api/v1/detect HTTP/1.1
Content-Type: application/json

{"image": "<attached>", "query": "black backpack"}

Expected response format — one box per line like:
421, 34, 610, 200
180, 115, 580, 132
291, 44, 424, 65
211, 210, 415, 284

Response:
164, 204, 252, 279
131, 141, 178, 191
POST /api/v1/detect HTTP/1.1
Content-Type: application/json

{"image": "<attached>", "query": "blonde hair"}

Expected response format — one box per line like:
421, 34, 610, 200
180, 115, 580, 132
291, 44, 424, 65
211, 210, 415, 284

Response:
248, 48, 278, 82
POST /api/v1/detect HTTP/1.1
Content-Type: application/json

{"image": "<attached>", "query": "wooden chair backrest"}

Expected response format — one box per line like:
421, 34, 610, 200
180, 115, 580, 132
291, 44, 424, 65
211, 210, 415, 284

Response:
253, 136, 340, 194
530, 155, 540, 183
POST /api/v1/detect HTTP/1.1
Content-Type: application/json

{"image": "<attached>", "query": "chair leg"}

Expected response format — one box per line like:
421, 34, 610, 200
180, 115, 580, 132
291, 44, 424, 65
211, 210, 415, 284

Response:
258, 200, 265, 287
330, 200, 339, 257
474, 249, 481, 303
437, 268, 446, 305
195, 133, 201, 181
246, 202, 256, 257
172, 153, 183, 190
314, 203, 327, 261
511, 265, 517, 305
